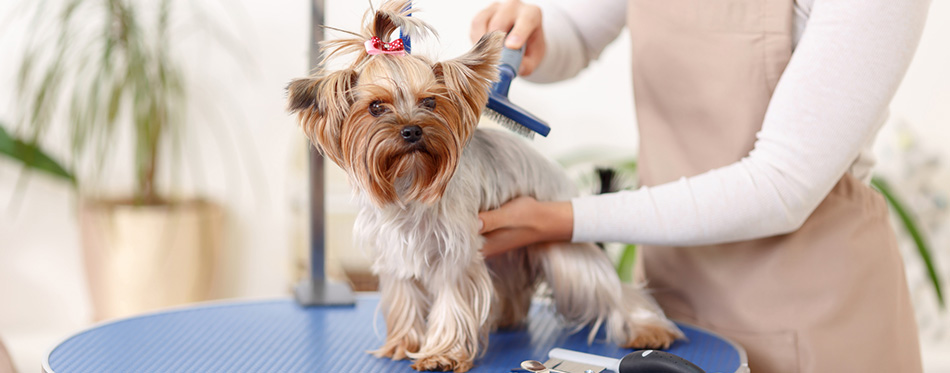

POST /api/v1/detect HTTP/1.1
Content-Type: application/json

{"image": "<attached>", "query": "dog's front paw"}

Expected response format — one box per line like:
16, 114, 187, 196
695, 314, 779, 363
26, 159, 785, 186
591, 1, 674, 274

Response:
371, 336, 421, 361
410, 353, 473, 373
622, 323, 684, 350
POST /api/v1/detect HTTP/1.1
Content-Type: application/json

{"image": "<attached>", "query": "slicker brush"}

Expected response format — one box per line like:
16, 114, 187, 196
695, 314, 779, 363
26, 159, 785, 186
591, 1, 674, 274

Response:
483, 46, 551, 138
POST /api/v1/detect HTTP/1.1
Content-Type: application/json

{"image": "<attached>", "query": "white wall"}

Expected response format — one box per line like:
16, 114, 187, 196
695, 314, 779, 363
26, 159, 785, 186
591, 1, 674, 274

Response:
2, 0, 949, 372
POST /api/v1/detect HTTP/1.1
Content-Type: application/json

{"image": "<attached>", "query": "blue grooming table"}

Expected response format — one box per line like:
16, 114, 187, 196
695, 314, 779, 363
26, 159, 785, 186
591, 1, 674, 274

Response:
44, 294, 746, 372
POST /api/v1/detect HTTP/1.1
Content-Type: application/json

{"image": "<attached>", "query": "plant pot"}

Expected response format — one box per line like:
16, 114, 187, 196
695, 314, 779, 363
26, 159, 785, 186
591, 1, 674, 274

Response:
79, 199, 224, 321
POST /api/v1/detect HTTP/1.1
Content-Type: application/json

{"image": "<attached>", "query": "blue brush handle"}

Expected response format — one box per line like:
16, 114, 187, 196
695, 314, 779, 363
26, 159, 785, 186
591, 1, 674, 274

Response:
400, 1, 412, 53
485, 44, 550, 137
493, 46, 525, 97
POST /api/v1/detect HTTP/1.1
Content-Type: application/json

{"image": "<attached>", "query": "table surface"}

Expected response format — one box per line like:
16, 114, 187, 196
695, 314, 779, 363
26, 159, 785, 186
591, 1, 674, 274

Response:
45, 295, 746, 372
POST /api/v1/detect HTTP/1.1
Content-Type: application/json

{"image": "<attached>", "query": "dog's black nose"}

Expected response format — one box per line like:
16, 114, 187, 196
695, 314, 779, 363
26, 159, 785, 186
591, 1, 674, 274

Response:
401, 125, 423, 143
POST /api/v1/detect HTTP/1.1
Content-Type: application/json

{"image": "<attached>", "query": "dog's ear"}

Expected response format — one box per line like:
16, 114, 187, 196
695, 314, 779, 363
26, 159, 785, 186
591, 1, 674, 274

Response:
287, 69, 358, 163
432, 32, 504, 117
287, 69, 358, 116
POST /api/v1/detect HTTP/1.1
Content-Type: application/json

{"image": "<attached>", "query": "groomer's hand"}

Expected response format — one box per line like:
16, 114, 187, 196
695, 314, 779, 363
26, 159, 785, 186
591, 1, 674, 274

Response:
470, 0, 546, 76
478, 196, 573, 257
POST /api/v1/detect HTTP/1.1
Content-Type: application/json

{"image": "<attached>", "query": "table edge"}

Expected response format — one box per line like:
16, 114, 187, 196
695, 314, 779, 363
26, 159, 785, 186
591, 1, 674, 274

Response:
43, 295, 748, 373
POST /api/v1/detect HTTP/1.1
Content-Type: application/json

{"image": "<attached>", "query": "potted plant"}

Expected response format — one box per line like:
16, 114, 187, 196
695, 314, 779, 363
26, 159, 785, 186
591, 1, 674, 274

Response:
12, 0, 225, 321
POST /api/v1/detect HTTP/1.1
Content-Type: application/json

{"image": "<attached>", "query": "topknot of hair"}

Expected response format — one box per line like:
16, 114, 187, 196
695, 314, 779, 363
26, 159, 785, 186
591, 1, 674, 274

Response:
319, 0, 438, 67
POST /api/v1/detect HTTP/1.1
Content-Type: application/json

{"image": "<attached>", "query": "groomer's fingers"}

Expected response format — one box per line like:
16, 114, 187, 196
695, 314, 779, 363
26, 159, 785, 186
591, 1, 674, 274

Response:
486, 0, 522, 33
478, 196, 535, 234
470, 1, 546, 76
504, 4, 542, 49
519, 22, 545, 76
478, 199, 574, 257
477, 208, 506, 235
470, 2, 500, 42
481, 228, 538, 257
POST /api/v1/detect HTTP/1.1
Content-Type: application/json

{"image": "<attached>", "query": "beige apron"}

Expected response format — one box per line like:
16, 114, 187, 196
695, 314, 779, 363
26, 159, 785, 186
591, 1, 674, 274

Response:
627, 0, 923, 372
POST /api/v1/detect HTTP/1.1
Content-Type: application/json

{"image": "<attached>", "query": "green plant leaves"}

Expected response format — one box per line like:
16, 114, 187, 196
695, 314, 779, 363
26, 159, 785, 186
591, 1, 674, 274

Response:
873, 176, 945, 309
616, 244, 638, 283
0, 123, 75, 183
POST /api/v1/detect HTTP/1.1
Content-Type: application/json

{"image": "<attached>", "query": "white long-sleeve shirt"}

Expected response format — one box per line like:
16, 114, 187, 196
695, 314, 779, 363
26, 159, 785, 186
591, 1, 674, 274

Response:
527, 0, 931, 246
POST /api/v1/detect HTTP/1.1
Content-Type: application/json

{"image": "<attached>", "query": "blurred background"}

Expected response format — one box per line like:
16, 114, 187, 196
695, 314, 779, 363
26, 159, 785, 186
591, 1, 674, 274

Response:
1, 0, 948, 372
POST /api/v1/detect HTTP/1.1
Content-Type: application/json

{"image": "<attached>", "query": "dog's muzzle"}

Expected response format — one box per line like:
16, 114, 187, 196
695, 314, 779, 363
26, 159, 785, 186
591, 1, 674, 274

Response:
401, 125, 423, 144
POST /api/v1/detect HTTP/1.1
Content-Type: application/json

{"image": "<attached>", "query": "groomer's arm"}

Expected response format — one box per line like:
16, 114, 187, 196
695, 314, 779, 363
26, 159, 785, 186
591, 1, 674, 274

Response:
480, 0, 931, 255
570, 0, 931, 246
470, 0, 627, 82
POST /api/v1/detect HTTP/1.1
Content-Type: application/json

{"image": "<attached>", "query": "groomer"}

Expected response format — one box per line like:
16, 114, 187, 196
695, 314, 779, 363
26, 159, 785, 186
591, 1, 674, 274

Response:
473, 0, 930, 371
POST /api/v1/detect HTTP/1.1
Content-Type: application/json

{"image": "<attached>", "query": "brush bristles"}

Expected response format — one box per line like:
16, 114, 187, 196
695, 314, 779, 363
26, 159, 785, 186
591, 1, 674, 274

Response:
483, 108, 536, 139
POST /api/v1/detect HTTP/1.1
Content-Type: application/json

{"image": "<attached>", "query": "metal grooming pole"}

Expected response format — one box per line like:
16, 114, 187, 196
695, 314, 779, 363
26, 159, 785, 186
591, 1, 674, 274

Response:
294, 0, 356, 306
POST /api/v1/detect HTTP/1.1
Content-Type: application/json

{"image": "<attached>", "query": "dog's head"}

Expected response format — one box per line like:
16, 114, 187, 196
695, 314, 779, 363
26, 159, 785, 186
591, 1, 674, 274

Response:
288, 1, 503, 207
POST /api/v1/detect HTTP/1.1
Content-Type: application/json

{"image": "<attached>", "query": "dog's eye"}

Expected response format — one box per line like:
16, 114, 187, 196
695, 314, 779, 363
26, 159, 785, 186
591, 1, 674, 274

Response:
420, 97, 436, 111
368, 100, 388, 117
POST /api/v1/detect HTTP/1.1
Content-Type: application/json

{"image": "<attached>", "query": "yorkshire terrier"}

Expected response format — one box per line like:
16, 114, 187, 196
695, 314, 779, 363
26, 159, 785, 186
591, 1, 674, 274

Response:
287, 1, 682, 371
